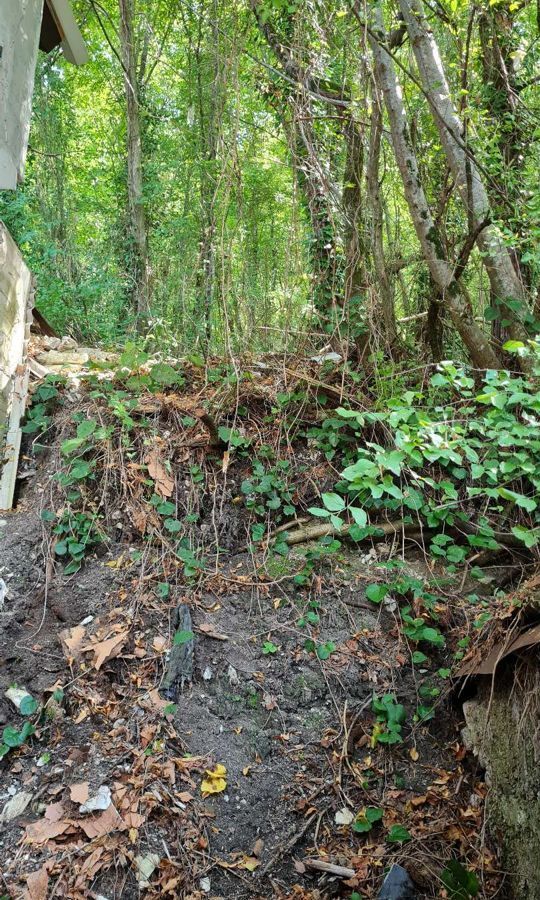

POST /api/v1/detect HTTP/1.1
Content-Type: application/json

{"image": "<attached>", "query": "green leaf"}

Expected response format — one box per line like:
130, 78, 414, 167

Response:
76, 419, 97, 439
164, 518, 182, 533
317, 641, 336, 660
321, 492, 345, 512
149, 362, 182, 386
350, 506, 367, 527
376, 449, 404, 476
19, 695, 39, 716
387, 824, 411, 843
70, 460, 93, 480
308, 507, 330, 518
61, 437, 85, 455
119, 343, 149, 369
365, 583, 389, 604
365, 806, 384, 823
163, 703, 178, 716
442, 860, 479, 898
40, 509, 56, 522
511, 525, 539, 548
173, 630, 194, 645
2, 726, 24, 748
412, 651, 428, 665
262, 641, 278, 654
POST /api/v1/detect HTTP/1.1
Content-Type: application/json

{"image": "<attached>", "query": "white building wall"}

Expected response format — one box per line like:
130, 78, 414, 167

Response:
0, 0, 44, 190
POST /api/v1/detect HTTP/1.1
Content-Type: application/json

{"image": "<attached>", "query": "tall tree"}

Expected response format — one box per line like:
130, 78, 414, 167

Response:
369, 4, 501, 369
118, 0, 151, 327
398, 0, 531, 350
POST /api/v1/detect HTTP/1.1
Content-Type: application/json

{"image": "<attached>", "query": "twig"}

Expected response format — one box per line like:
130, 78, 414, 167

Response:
303, 859, 355, 878
260, 813, 317, 876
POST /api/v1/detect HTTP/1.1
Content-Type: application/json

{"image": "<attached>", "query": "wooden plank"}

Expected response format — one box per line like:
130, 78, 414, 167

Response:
45, 0, 88, 65
0, 223, 33, 510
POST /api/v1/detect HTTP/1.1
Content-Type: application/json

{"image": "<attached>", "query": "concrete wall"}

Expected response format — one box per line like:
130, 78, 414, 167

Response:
0, 0, 44, 190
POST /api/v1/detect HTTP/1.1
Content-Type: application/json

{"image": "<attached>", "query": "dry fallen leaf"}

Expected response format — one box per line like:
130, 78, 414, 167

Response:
201, 763, 227, 796
24, 863, 49, 900
77, 803, 125, 839
69, 782, 89, 805
59, 625, 86, 660
123, 811, 145, 829
197, 622, 228, 641
146, 449, 174, 498
82, 632, 128, 670
25, 818, 71, 844
410, 747, 419, 762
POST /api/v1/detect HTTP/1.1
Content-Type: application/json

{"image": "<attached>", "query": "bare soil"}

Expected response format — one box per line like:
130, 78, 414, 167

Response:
0, 424, 498, 899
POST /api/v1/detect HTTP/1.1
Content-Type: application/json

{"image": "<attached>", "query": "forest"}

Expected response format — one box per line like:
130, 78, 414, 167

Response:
1, 0, 540, 898
1, 0, 538, 363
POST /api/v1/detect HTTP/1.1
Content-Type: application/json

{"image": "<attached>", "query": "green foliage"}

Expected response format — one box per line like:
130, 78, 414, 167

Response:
242, 460, 296, 522
304, 358, 540, 571
386, 824, 412, 843
21, 376, 64, 439
441, 861, 479, 898
371, 694, 406, 746
352, 806, 384, 833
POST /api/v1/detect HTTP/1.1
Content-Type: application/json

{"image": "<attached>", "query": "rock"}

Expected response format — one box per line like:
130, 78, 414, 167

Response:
227, 664, 239, 686
335, 807, 354, 825
42, 336, 61, 350
0, 790, 33, 823
203, 666, 213, 681
0, 577, 7, 610
310, 351, 343, 364
200, 876, 211, 892
79, 785, 111, 814
378, 864, 416, 899
5, 686, 32, 712
133, 853, 160, 887
35, 350, 90, 366
58, 336, 78, 350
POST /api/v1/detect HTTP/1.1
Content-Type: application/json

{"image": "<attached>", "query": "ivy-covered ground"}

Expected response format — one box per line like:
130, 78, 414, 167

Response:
1, 347, 539, 898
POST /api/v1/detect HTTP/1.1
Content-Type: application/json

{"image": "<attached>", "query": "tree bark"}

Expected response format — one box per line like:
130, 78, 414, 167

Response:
118, 0, 151, 329
398, 0, 530, 346
369, 5, 501, 369
366, 83, 398, 349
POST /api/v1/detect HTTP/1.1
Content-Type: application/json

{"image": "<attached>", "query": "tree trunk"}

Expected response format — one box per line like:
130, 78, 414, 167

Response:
398, 0, 530, 346
369, 5, 500, 369
118, 0, 151, 329
366, 84, 398, 349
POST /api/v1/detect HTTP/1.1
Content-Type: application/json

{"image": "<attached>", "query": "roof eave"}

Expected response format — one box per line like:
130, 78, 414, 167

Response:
45, 0, 89, 66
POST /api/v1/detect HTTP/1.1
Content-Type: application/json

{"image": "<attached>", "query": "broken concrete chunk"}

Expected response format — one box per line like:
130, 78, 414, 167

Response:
5, 686, 32, 712
133, 853, 160, 887
35, 350, 90, 366
334, 807, 355, 825
79, 784, 111, 814
0, 790, 33, 823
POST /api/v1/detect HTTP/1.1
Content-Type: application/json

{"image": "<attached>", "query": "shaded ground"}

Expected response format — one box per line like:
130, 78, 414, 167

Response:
0, 368, 505, 899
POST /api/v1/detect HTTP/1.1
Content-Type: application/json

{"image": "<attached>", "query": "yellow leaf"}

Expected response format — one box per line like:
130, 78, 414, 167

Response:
410, 747, 419, 761
240, 856, 260, 871
201, 763, 227, 796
